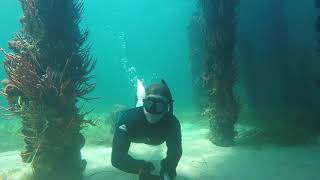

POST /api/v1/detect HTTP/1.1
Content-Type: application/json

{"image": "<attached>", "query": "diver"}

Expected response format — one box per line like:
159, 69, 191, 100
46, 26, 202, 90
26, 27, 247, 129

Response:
111, 79, 182, 180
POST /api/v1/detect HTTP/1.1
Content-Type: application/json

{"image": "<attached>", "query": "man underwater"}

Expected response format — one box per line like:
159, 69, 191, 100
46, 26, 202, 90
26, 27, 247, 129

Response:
111, 80, 182, 180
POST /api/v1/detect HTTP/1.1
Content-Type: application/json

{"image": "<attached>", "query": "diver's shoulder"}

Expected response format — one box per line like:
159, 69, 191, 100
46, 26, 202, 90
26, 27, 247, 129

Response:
170, 114, 181, 126
170, 113, 179, 121
124, 106, 143, 115
120, 107, 143, 121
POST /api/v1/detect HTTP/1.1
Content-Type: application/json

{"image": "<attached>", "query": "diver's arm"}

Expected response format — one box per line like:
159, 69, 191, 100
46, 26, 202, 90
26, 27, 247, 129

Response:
111, 124, 147, 174
162, 118, 182, 177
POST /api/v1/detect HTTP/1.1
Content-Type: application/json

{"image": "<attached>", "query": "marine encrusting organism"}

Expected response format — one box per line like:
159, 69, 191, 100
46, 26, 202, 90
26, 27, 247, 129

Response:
199, 0, 240, 146
1, 0, 95, 179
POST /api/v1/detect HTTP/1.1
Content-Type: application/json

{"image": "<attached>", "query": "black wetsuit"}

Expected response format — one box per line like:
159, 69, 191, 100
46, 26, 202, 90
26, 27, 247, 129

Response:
111, 106, 182, 175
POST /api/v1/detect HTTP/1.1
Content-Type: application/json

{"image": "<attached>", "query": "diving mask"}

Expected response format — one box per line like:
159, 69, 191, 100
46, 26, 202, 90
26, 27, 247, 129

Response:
143, 95, 169, 114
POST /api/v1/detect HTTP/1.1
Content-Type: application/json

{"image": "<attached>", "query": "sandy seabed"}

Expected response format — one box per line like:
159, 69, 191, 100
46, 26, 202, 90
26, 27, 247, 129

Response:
1, 122, 320, 180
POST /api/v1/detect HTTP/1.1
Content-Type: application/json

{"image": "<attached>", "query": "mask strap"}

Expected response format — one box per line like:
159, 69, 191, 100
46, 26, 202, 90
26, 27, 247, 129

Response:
161, 78, 173, 113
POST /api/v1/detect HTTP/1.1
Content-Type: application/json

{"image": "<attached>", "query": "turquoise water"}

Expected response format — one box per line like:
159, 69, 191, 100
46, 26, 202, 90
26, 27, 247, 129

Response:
0, 0, 320, 180
1, 0, 319, 114
0, 0, 196, 113
0, 0, 319, 131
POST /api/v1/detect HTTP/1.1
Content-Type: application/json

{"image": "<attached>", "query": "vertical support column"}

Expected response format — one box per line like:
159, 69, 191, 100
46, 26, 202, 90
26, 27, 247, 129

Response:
200, 0, 240, 146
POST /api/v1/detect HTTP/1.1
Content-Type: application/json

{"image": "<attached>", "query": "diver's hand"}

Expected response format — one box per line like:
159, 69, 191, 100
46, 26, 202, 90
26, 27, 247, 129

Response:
160, 171, 176, 180
139, 173, 161, 180
160, 159, 176, 180
139, 161, 160, 180
139, 161, 155, 174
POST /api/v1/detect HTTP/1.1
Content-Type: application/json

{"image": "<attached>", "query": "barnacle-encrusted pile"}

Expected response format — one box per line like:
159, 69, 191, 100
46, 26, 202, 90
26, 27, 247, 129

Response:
1, 0, 95, 179
200, 0, 240, 147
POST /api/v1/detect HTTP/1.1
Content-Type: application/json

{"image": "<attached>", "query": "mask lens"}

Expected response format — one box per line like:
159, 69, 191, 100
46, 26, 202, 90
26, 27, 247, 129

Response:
143, 98, 168, 114
143, 99, 153, 110
154, 102, 167, 113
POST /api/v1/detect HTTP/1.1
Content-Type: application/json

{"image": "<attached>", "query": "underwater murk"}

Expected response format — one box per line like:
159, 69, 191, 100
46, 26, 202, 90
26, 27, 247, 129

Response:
0, 0, 319, 180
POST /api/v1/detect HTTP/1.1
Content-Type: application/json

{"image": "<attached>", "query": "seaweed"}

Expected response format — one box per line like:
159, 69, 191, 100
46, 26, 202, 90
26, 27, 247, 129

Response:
199, 0, 240, 147
187, 8, 207, 113
1, 0, 95, 179
316, 0, 320, 53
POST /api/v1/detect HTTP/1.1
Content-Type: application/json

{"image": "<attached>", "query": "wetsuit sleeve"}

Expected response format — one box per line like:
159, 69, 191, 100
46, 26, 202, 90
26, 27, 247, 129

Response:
111, 122, 147, 174
163, 118, 182, 172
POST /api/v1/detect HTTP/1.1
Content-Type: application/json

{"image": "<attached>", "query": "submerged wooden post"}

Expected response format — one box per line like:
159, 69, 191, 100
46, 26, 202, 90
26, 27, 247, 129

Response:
187, 10, 207, 112
199, 0, 240, 146
316, 0, 320, 53
1, 0, 95, 179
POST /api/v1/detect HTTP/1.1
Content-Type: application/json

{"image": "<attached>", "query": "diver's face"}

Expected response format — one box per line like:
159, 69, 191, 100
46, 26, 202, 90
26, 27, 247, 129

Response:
143, 108, 166, 124
143, 95, 170, 124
